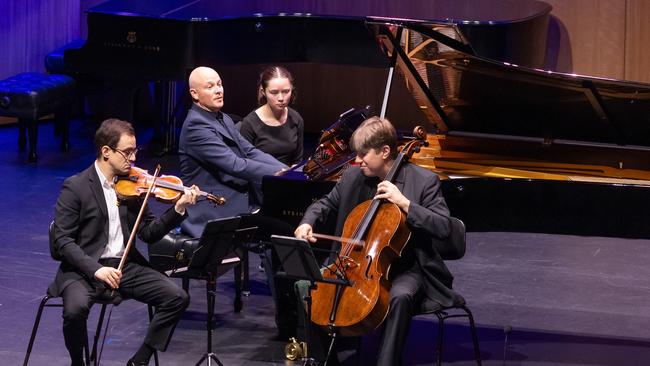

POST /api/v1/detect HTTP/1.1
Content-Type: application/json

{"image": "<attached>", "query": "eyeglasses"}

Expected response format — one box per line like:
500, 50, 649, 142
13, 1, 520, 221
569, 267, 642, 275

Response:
110, 146, 140, 160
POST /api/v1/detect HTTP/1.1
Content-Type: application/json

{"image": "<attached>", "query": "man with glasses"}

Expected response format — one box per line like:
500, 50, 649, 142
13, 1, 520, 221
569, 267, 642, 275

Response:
50, 118, 200, 366
112, 145, 140, 160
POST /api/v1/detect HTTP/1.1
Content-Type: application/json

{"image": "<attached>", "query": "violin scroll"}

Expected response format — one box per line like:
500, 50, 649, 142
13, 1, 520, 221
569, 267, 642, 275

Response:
205, 192, 226, 206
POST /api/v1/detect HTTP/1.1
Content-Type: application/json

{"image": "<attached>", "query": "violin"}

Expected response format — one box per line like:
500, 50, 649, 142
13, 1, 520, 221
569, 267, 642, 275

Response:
115, 166, 225, 205
107, 165, 225, 297
302, 107, 369, 181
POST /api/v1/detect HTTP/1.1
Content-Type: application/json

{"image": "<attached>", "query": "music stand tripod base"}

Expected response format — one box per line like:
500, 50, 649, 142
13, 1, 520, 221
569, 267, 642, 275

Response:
270, 235, 352, 366
185, 217, 243, 366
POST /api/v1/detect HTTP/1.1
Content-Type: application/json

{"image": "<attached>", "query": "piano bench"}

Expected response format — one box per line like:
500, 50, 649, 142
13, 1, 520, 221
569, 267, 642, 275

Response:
149, 230, 246, 313
0, 72, 75, 163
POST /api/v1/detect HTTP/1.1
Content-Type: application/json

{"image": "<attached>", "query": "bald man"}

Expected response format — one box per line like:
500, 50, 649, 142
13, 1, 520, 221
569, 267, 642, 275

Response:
180, 67, 307, 340
178, 66, 287, 236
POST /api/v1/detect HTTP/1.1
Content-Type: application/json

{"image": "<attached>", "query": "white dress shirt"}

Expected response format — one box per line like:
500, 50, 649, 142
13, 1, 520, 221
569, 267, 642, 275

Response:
95, 162, 125, 259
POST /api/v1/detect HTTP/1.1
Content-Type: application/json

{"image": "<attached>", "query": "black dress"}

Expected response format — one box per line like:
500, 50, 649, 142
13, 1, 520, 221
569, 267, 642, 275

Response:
239, 107, 304, 165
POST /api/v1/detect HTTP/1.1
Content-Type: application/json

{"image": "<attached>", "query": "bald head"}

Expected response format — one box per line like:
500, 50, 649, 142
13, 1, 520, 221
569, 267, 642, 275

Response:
188, 66, 224, 113
189, 66, 217, 89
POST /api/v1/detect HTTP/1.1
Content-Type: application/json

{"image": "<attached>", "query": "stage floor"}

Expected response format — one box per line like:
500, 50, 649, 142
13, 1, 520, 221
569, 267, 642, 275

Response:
1, 120, 649, 365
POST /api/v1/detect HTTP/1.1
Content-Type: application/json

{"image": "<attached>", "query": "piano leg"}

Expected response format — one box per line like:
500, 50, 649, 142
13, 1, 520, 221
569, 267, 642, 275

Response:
153, 80, 180, 154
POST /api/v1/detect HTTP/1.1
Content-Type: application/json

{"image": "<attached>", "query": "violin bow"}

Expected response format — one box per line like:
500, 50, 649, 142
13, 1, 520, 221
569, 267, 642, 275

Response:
112, 164, 161, 295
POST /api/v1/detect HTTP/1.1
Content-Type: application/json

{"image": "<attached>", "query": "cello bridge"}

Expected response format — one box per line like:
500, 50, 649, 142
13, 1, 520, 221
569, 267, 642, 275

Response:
340, 256, 359, 270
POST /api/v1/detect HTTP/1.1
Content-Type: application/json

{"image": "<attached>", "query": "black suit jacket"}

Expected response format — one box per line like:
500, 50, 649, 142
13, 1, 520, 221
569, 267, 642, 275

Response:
49, 164, 186, 296
300, 163, 464, 311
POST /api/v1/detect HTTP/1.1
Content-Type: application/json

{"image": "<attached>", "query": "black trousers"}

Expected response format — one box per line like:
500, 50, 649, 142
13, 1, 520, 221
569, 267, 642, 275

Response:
263, 247, 298, 338
61, 260, 189, 365
296, 270, 423, 365
239, 213, 298, 338
376, 271, 423, 366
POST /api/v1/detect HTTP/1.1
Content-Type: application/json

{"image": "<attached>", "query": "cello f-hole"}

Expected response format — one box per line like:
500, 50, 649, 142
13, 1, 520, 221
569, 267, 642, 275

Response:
364, 255, 373, 279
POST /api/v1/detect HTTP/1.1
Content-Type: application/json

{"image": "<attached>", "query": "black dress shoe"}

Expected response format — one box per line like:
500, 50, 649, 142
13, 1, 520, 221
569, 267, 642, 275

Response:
126, 359, 149, 366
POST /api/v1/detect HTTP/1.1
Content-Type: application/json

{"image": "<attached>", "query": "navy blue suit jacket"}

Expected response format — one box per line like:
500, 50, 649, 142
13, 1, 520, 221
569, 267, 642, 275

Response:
179, 104, 286, 237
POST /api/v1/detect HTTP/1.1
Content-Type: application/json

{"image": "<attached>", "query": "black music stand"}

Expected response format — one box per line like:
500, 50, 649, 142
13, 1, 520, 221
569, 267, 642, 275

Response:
183, 216, 242, 366
271, 235, 351, 366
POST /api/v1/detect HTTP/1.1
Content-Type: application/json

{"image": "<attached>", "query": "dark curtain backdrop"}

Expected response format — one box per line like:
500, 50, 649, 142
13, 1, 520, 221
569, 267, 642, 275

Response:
0, 0, 103, 79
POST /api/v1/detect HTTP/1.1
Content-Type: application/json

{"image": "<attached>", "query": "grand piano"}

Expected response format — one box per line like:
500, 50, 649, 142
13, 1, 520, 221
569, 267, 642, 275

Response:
65, 0, 650, 239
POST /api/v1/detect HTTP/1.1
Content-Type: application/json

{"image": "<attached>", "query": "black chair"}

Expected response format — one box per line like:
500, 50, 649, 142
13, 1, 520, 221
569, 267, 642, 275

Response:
419, 217, 482, 366
24, 292, 119, 366
23, 222, 158, 366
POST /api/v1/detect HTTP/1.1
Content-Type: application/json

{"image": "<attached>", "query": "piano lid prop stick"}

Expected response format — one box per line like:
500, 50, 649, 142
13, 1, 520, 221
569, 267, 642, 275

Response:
379, 66, 394, 119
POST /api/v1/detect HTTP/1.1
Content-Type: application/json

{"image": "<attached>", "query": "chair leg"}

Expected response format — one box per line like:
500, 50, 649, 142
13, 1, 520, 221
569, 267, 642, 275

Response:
90, 304, 108, 365
242, 248, 250, 296
18, 119, 27, 152
26, 118, 38, 163
23, 295, 52, 366
436, 313, 445, 366
461, 306, 482, 366
23, 296, 123, 366
234, 263, 242, 313
148, 305, 160, 366
84, 333, 91, 366
55, 108, 70, 152
97, 305, 116, 366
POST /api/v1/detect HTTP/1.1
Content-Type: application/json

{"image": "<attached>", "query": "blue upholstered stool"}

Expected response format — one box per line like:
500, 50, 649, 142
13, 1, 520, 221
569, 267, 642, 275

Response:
0, 72, 75, 162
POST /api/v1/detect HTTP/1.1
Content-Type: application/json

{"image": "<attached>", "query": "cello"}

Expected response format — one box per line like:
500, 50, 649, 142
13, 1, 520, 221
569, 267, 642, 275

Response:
310, 127, 428, 336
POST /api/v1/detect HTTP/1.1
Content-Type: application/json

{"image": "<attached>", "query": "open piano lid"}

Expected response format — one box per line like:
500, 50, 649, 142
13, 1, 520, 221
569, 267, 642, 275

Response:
79, 0, 551, 69
89, 0, 551, 22
388, 20, 650, 150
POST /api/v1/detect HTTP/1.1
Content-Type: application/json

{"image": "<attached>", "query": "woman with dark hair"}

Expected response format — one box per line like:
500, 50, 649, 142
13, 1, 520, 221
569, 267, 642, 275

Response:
239, 66, 304, 166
